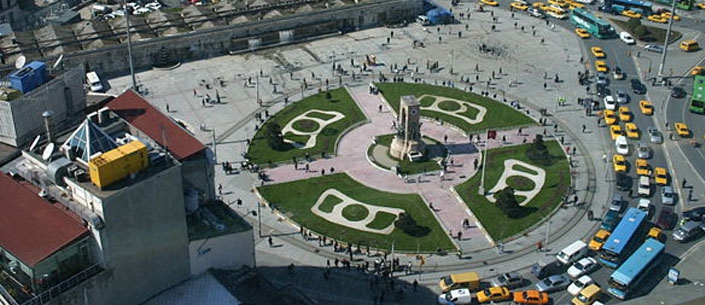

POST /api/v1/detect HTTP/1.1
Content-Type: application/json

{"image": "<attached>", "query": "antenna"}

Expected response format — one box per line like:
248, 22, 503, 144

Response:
52, 54, 64, 70
15, 55, 26, 69
29, 135, 41, 152
42, 143, 55, 161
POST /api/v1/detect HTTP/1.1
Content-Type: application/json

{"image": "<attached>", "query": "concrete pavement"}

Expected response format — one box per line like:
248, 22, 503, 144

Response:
105, 1, 705, 303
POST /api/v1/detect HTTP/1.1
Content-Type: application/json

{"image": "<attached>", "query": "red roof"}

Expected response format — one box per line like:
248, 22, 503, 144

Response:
106, 90, 206, 161
0, 174, 89, 267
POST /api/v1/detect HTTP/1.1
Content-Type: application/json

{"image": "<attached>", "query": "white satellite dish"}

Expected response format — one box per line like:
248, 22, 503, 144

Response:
42, 143, 55, 161
52, 54, 64, 70
29, 135, 41, 152
15, 55, 26, 69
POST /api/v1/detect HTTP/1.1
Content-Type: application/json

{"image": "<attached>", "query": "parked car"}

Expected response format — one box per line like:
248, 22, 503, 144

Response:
491, 272, 525, 289
671, 86, 687, 98
567, 257, 599, 278
644, 44, 664, 53
567, 275, 594, 296
535, 274, 571, 292
609, 194, 624, 212
657, 207, 677, 230
630, 78, 646, 94
661, 186, 675, 205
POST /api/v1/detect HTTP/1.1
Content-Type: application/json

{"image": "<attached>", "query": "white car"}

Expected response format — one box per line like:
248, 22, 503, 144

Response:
638, 198, 651, 211
567, 257, 598, 278
615, 136, 629, 155
567, 275, 594, 296
604, 95, 617, 110
661, 186, 675, 205
620, 31, 636, 44
637, 142, 651, 159
638, 178, 651, 198
616, 89, 628, 104
596, 73, 609, 86
133, 7, 152, 15
145, 2, 162, 10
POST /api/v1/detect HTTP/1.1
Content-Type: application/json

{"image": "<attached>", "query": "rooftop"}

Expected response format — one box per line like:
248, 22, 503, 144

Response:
0, 173, 89, 267
106, 90, 206, 161
187, 200, 252, 241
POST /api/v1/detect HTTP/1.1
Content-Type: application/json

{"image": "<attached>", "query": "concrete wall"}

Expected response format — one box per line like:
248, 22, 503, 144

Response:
181, 152, 216, 203
188, 230, 254, 276
50, 0, 422, 77
0, 66, 86, 147
50, 164, 191, 305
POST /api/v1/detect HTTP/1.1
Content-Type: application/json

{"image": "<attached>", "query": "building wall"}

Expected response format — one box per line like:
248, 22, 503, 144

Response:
188, 230, 254, 276
50, 164, 191, 305
0, 67, 87, 147
0, 0, 20, 26
181, 153, 215, 203
48, 0, 423, 76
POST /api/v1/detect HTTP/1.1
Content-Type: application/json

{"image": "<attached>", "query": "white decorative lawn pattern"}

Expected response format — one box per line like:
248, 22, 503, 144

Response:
485, 159, 546, 206
281, 110, 345, 149
418, 94, 487, 124
311, 189, 404, 235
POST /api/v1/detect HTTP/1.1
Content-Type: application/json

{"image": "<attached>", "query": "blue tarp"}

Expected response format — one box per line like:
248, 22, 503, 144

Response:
425, 8, 453, 25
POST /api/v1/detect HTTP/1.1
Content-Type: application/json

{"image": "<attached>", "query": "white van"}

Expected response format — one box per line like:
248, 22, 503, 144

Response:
638, 176, 650, 197
86, 72, 103, 92
91, 4, 111, 18
620, 32, 636, 45
556, 240, 588, 265
437, 288, 473, 305
416, 15, 431, 26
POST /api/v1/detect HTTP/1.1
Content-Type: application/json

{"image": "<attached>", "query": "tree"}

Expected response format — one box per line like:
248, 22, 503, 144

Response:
633, 25, 648, 39
495, 187, 524, 219
265, 123, 290, 151
626, 18, 642, 31
394, 213, 430, 237
526, 134, 552, 165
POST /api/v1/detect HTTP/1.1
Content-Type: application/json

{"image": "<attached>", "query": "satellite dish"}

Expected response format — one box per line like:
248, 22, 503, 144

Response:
29, 135, 41, 152
15, 55, 26, 69
52, 54, 64, 70
42, 143, 55, 161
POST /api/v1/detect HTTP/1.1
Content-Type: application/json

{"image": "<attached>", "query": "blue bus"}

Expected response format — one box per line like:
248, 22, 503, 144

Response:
598, 208, 648, 268
570, 8, 615, 39
607, 238, 665, 299
602, 0, 654, 14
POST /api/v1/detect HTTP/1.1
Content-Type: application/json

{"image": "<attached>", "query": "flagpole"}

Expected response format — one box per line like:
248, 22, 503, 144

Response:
479, 132, 488, 195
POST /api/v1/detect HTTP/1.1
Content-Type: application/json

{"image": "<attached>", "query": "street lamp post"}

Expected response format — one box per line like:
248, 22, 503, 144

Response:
656, 0, 678, 80
125, 1, 137, 91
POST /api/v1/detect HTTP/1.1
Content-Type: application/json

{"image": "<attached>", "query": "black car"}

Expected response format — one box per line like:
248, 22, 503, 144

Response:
616, 172, 632, 191
682, 207, 705, 222
658, 207, 678, 230
630, 79, 646, 95
671, 86, 687, 98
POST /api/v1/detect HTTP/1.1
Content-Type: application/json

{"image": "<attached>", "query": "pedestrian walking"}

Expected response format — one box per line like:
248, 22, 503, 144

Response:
193, 89, 197, 97
268, 236, 273, 246
582, 124, 586, 133
682, 178, 688, 188
305, 163, 310, 172
218, 184, 222, 195
378, 104, 383, 112
166, 104, 170, 113
537, 241, 543, 252
474, 158, 479, 170
457, 231, 462, 240
444, 134, 448, 143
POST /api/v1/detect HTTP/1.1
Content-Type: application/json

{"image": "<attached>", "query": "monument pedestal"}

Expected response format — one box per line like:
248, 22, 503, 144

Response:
389, 95, 426, 161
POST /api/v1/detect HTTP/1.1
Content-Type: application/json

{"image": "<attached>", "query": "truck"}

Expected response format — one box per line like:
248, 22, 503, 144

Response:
439, 272, 480, 292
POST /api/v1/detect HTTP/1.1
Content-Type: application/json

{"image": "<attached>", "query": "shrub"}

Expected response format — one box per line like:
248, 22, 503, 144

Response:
394, 213, 431, 237
325, 91, 332, 100
526, 134, 552, 165
626, 18, 641, 31
266, 123, 291, 151
633, 25, 648, 39
495, 187, 524, 219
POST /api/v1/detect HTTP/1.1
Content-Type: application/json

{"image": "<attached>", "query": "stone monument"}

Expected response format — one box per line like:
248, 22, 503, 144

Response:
390, 95, 426, 161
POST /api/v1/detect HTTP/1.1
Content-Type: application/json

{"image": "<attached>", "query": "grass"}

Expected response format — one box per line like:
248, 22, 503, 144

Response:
376, 83, 535, 133
454, 140, 570, 241
438, 100, 462, 111
257, 173, 455, 252
342, 204, 369, 221
247, 88, 366, 164
291, 119, 320, 132
368, 212, 398, 230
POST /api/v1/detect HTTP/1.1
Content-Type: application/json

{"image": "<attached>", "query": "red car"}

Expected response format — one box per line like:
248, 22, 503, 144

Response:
513, 290, 549, 305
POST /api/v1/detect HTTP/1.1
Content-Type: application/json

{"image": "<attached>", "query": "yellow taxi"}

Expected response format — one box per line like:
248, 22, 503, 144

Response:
648, 226, 664, 241
610, 125, 624, 140
567, 1, 585, 9
481, 0, 500, 6
511, 1, 529, 10
647, 14, 667, 23
661, 11, 680, 21
692, 66, 705, 76
575, 28, 590, 38
548, 0, 568, 7
595, 60, 608, 72
654, 167, 669, 185
613, 154, 628, 172
698, 2, 705, 9
589, 229, 611, 251
591, 47, 606, 58
636, 158, 652, 176
622, 10, 643, 18
533, 2, 547, 8
618, 106, 631, 122
639, 100, 654, 115
477, 287, 512, 303
675, 122, 690, 137
625, 122, 639, 138
604, 110, 618, 125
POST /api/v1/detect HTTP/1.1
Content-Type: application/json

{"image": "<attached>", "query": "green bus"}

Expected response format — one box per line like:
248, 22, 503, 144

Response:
654, 0, 695, 10
570, 8, 615, 39
690, 75, 705, 114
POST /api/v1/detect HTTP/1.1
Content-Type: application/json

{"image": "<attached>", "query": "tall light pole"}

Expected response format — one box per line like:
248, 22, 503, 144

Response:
656, 0, 678, 80
125, 1, 137, 91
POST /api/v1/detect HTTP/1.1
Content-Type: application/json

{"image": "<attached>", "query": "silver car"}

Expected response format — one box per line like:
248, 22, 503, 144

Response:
637, 142, 651, 159
648, 127, 663, 144
661, 186, 675, 205
535, 274, 571, 292
490, 272, 524, 289
609, 194, 624, 212
616, 89, 628, 104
